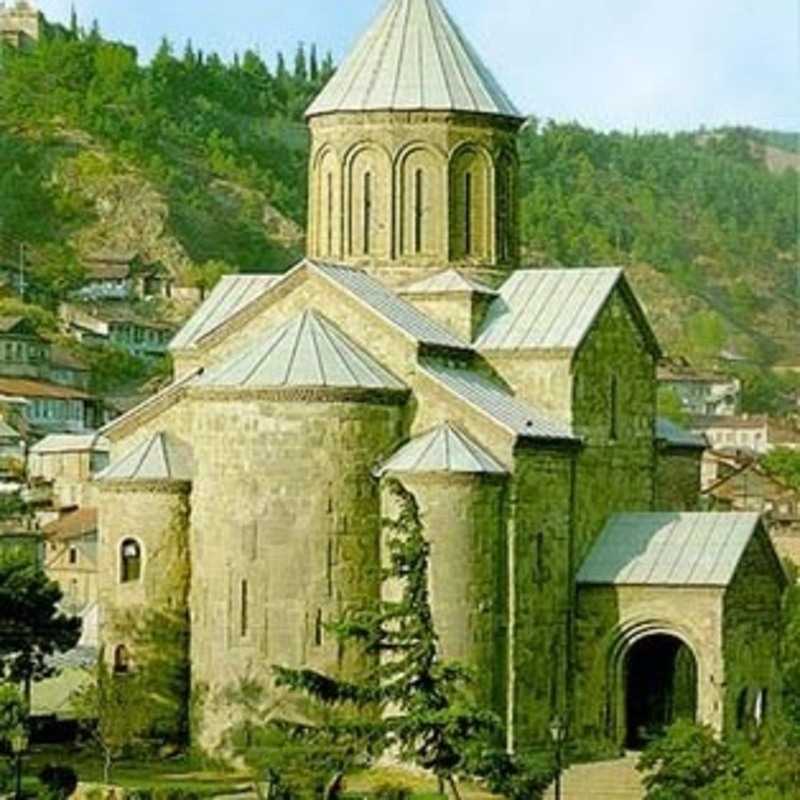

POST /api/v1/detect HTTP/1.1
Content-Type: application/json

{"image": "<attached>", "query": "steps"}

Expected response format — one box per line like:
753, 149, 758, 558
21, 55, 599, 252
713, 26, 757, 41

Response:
543, 755, 645, 799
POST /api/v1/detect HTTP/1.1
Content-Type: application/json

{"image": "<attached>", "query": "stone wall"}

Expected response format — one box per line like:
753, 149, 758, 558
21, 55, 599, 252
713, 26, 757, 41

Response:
722, 528, 785, 734
655, 447, 703, 511
508, 444, 576, 750
187, 391, 406, 748
572, 289, 657, 568
399, 292, 494, 343
307, 111, 521, 281
381, 472, 509, 716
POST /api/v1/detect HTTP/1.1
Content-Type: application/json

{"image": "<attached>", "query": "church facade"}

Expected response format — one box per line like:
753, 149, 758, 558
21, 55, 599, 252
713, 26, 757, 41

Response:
94, 0, 786, 753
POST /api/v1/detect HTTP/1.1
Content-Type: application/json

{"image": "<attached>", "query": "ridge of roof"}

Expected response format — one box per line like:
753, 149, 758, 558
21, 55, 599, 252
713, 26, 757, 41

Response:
196, 309, 406, 392
376, 421, 507, 475
399, 268, 497, 296
306, 0, 521, 119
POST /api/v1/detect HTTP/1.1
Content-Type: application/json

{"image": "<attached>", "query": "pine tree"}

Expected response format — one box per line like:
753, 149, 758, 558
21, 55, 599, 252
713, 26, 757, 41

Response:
293, 42, 308, 82
274, 479, 503, 799
309, 44, 319, 83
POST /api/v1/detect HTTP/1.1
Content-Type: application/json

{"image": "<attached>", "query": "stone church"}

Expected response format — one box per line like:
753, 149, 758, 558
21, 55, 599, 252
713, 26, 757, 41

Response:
94, 0, 787, 753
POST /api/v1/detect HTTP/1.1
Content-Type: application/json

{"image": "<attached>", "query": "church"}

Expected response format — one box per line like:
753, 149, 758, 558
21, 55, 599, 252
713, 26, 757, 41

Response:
93, 0, 787, 753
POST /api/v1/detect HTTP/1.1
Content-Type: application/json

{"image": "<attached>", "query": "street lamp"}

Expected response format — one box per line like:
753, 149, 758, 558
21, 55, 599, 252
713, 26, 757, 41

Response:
550, 717, 566, 800
10, 728, 28, 800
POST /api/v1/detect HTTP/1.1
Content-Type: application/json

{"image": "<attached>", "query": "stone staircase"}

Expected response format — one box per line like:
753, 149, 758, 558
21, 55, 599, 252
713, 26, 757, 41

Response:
543, 755, 645, 799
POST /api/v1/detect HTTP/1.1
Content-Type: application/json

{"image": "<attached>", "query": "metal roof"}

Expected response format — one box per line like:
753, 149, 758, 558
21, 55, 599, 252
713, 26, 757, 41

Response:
376, 422, 507, 475
656, 418, 707, 450
306, 0, 521, 119
197, 309, 406, 391
170, 274, 280, 350
476, 268, 623, 351
420, 360, 575, 441
311, 261, 468, 349
31, 433, 109, 454
577, 512, 762, 587
400, 269, 497, 296
96, 432, 193, 482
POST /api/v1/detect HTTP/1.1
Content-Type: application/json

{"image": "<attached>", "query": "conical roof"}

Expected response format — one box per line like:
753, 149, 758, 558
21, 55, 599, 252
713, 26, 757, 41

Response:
306, 0, 520, 119
197, 309, 405, 391
97, 432, 193, 483
376, 422, 506, 475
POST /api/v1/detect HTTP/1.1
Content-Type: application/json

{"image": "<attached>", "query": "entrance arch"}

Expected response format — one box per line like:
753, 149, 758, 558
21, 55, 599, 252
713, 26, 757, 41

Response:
623, 633, 698, 748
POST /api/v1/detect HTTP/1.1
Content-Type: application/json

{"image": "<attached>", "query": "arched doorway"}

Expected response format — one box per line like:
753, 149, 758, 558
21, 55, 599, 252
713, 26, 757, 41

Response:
624, 633, 697, 748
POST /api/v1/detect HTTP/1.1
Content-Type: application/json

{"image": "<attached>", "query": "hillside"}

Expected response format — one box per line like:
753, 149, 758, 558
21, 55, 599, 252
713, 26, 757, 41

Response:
0, 22, 797, 406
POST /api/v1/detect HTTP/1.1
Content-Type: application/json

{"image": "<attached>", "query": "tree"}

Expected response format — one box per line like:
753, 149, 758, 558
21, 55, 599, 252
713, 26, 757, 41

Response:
72, 655, 150, 783
0, 551, 81, 711
0, 684, 25, 748
275, 479, 546, 799
762, 448, 800, 491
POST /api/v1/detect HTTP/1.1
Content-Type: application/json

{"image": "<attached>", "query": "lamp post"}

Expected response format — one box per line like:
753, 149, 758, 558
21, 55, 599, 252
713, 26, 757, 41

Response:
550, 717, 566, 800
10, 728, 28, 800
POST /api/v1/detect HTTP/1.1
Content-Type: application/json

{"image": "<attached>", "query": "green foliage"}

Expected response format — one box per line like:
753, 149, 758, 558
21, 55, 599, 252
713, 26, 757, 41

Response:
372, 785, 411, 800
72, 654, 152, 782
637, 721, 736, 799
762, 448, 800, 491
657, 387, 689, 426
735, 368, 800, 416
38, 764, 79, 800
0, 683, 26, 745
780, 579, 800, 727
0, 551, 81, 708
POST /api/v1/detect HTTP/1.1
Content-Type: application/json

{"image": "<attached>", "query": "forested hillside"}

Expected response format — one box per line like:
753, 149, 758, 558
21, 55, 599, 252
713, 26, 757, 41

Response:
0, 21, 797, 378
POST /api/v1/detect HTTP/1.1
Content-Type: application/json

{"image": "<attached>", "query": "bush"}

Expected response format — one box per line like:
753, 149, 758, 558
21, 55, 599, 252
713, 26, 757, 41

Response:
38, 765, 79, 800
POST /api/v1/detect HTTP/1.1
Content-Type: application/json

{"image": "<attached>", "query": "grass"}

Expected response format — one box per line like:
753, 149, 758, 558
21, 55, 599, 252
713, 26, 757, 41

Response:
20, 747, 252, 796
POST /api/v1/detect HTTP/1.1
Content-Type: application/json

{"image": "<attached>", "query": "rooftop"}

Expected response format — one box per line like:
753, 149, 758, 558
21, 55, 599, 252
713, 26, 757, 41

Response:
0, 378, 92, 401
476, 268, 644, 353
376, 422, 507, 475
42, 507, 98, 542
96, 431, 193, 483
196, 309, 406, 392
30, 433, 109, 454
656, 418, 707, 450
420, 360, 576, 441
691, 414, 769, 430
306, 0, 521, 119
577, 512, 765, 587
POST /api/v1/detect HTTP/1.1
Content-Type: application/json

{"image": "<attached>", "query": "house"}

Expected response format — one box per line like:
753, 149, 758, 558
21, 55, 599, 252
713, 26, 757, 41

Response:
28, 433, 109, 508
61, 303, 175, 359
74, 252, 173, 302
42, 507, 98, 609
46, 346, 91, 391
0, 316, 50, 380
0, 378, 98, 435
659, 359, 740, 416
691, 414, 769, 455
92, 0, 787, 756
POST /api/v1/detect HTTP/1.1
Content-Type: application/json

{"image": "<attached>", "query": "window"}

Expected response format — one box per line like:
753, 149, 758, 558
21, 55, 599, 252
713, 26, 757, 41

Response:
464, 172, 473, 255
120, 539, 142, 583
314, 608, 324, 647
240, 579, 249, 638
326, 172, 334, 257
363, 171, 372, 255
414, 168, 424, 254
735, 688, 749, 730
68, 546, 78, 565
610, 375, 620, 441
113, 644, 130, 675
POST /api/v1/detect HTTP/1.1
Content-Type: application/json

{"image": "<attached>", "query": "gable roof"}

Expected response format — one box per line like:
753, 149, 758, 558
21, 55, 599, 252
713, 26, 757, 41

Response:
170, 274, 280, 351
306, 0, 521, 120
42, 507, 98, 542
0, 419, 21, 439
96, 432, 193, 483
376, 422, 507, 475
311, 261, 468, 349
399, 269, 497, 296
577, 512, 763, 587
197, 310, 406, 392
656, 418, 707, 450
420, 360, 576, 442
476, 268, 660, 356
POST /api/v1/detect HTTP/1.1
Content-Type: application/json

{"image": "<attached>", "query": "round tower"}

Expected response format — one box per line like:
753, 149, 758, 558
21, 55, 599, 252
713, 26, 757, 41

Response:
305, 0, 524, 287
186, 310, 409, 747
376, 422, 509, 715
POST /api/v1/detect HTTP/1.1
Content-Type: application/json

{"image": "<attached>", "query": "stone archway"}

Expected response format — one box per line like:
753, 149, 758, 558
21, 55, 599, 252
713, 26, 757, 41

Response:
623, 633, 698, 748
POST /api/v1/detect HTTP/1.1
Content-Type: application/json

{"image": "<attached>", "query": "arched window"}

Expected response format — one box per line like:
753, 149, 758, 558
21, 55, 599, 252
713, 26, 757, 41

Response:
363, 171, 372, 255
314, 608, 324, 647
113, 644, 130, 675
610, 375, 620, 441
326, 172, 334, 257
414, 168, 424, 254
120, 539, 142, 584
735, 688, 749, 730
464, 172, 473, 255
68, 546, 78, 565
497, 158, 514, 262
240, 579, 249, 638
